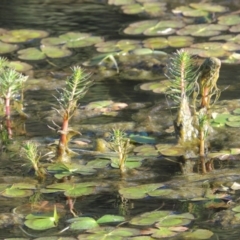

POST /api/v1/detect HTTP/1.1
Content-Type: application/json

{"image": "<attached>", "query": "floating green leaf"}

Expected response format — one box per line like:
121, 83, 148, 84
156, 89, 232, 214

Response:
0, 41, 18, 54
40, 45, 72, 58
96, 215, 125, 224
24, 205, 59, 230
9, 61, 33, 72
17, 47, 46, 60
70, 217, 99, 230
218, 15, 240, 26
0, 29, 49, 43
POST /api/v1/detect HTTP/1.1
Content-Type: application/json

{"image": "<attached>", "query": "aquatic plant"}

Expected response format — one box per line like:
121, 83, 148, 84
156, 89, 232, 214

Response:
21, 141, 45, 179
53, 66, 94, 162
165, 50, 221, 173
109, 129, 131, 173
0, 57, 28, 139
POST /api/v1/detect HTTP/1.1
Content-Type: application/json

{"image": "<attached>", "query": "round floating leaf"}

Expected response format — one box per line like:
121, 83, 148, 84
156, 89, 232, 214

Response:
97, 215, 125, 224
226, 121, 240, 127
24, 218, 57, 230
67, 36, 103, 48
151, 227, 178, 238
212, 113, 232, 124
183, 229, 214, 239
108, 0, 136, 5
168, 36, 194, 47
156, 218, 191, 227
158, 145, 185, 157
233, 108, 240, 114
230, 24, 240, 33
143, 37, 168, 49
233, 206, 240, 212
0, 41, 18, 54
223, 42, 240, 51
0, 29, 49, 43
190, 3, 228, 12
40, 45, 72, 58
227, 115, 240, 122
2, 187, 33, 198
70, 217, 99, 230
41, 37, 66, 46
130, 211, 172, 226
140, 80, 171, 94
59, 32, 90, 41
172, 6, 209, 17
178, 24, 227, 37
119, 183, 164, 199
85, 100, 114, 110
9, 61, 33, 72
64, 186, 95, 198
144, 20, 185, 36
86, 159, 110, 168
123, 20, 159, 35
148, 189, 174, 197
218, 15, 240, 26
134, 144, 158, 156
17, 47, 46, 60
121, 3, 166, 16
12, 183, 36, 189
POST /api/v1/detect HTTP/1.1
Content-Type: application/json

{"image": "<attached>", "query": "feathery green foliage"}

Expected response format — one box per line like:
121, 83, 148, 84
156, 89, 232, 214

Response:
56, 66, 94, 118
0, 58, 28, 98
165, 50, 199, 103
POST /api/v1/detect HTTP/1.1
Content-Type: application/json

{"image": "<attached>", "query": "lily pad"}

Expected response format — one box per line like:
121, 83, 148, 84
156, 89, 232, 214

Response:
0, 29, 49, 43
24, 205, 59, 231
177, 24, 228, 37
172, 6, 209, 17
67, 36, 103, 48
123, 20, 159, 35
156, 144, 185, 157
86, 159, 110, 168
70, 217, 99, 230
130, 210, 172, 226
96, 215, 125, 224
182, 229, 214, 239
40, 45, 72, 58
151, 227, 178, 238
134, 144, 158, 156
226, 121, 240, 127
121, 3, 166, 17
140, 80, 171, 93
218, 14, 240, 26
9, 61, 33, 72
17, 47, 46, 60
41, 37, 66, 46
190, 3, 228, 13
0, 41, 18, 54
1, 186, 33, 198
143, 20, 185, 36
119, 183, 164, 199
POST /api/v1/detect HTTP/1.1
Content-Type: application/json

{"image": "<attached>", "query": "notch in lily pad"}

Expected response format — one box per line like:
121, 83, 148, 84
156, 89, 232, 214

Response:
24, 205, 59, 230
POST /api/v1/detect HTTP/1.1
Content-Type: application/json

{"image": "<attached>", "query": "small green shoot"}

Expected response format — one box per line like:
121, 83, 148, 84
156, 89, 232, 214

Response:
109, 129, 131, 173
21, 141, 45, 178
53, 66, 94, 162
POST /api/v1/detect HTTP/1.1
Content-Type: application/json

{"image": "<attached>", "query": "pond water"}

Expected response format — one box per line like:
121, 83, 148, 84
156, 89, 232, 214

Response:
1, 0, 240, 239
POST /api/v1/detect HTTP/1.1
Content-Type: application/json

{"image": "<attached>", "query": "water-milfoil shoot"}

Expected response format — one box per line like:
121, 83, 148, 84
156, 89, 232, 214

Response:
21, 141, 45, 179
109, 129, 131, 174
165, 50, 199, 143
54, 66, 94, 162
0, 57, 28, 139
